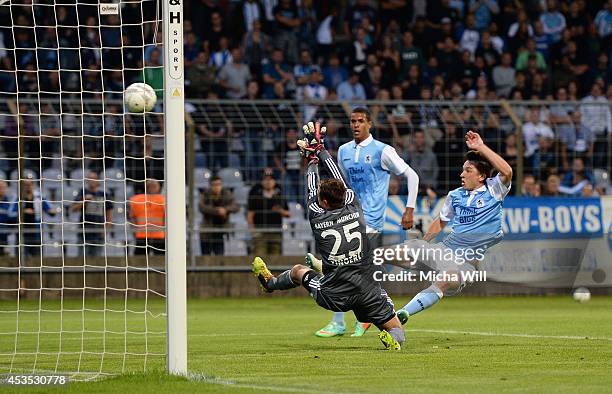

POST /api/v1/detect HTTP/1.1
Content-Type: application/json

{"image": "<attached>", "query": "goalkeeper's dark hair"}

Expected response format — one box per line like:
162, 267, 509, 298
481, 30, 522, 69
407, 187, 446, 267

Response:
465, 150, 493, 178
351, 107, 371, 121
319, 179, 346, 210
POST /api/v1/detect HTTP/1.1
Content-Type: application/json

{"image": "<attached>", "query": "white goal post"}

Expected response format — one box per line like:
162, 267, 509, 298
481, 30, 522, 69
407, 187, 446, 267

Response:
163, 0, 187, 375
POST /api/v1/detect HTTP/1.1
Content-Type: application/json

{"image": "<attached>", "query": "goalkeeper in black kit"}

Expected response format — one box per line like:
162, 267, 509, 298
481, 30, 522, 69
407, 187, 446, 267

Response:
252, 122, 405, 350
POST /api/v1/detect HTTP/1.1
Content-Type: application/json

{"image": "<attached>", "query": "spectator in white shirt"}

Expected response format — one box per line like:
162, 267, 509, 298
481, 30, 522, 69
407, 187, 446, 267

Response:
459, 13, 480, 55
242, 0, 263, 33
522, 107, 554, 170
300, 69, 328, 122
580, 84, 611, 168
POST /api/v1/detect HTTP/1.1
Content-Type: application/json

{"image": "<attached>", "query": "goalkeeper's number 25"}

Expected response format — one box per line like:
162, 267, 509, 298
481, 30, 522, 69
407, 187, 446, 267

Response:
321, 221, 362, 261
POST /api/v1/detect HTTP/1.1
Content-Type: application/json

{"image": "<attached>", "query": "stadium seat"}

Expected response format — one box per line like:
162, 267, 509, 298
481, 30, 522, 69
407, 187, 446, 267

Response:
61, 184, 81, 205
42, 221, 62, 250
105, 167, 124, 181
10, 168, 37, 181
106, 182, 126, 201
103, 169, 126, 201
287, 202, 305, 222
42, 168, 62, 181
232, 185, 250, 206
63, 188, 82, 224
42, 221, 63, 257
229, 208, 249, 241
68, 168, 84, 185
217, 167, 243, 189
43, 203, 62, 223
224, 238, 247, 256
282, 203, 310, 241
187, 185, 202, 216
293, 222, 313, 243
194, 167, 211, 189
105, 243, 125, 257
106, 224, 128, 257
6, 233, 16, 257
228, 207, 246, 224
593, 168, 609, 188
282, 239, 307, 256
43, 242, 63, 257
5, 179, 18, 197
41, 168, 63, 201
63, 223, 80, 257
111, 203, 127, 225
65, 245, 81, 258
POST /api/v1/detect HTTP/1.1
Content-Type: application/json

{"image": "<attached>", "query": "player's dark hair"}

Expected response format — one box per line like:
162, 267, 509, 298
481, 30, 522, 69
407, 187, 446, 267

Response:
465, 150, 493, 179
319, 179, 346, 209
351, 107, 371, 121
211, 175, 222, 183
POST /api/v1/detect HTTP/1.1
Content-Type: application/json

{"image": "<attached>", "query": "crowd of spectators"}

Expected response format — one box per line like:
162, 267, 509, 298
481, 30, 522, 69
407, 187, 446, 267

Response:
182, 0, 611, 199
180, 0, 612, 102
1, 0, 610, 102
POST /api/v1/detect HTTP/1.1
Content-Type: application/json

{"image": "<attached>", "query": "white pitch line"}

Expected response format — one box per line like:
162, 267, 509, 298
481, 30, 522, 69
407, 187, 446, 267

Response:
147, 332, 312, 338
163, 330, 612, 342
409, 328, 612, 342
189, 373, 351, 394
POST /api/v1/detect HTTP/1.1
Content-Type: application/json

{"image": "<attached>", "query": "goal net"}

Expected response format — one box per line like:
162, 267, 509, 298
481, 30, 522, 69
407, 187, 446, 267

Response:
0, 0, 185, 379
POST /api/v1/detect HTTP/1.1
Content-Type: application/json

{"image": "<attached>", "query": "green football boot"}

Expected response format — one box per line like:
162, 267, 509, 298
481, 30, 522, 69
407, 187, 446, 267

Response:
350, 321, 372, 337
314, 322, 346, 337
305, 253, 323, 273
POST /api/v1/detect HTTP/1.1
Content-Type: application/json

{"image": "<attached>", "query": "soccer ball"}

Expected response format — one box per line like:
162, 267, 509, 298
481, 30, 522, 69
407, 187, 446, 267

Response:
125, 83, 157, 113
572, 287, 591, 303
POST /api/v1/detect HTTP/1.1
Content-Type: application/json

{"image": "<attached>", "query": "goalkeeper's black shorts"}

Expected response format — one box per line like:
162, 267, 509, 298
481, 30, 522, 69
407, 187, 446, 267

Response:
301, 270, 396, 326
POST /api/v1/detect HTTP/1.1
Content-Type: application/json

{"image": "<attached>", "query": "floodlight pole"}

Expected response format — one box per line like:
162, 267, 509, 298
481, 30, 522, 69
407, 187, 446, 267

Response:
163, 0, 187, 375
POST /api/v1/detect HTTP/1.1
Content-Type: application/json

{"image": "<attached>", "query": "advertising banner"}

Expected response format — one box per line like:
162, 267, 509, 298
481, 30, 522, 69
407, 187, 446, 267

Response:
383, 196, 611, 287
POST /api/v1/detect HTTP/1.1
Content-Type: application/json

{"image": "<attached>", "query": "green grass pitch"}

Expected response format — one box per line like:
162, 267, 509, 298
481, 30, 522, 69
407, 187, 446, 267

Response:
1, 295, 611, 393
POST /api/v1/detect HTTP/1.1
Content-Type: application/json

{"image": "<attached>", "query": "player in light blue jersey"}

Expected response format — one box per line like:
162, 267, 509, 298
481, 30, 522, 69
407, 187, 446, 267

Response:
396, 130, 513, 325
311, 107, 420, 338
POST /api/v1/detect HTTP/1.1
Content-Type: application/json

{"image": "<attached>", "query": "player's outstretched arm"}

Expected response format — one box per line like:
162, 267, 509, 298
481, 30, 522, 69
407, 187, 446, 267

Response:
466, 130, 513, 186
